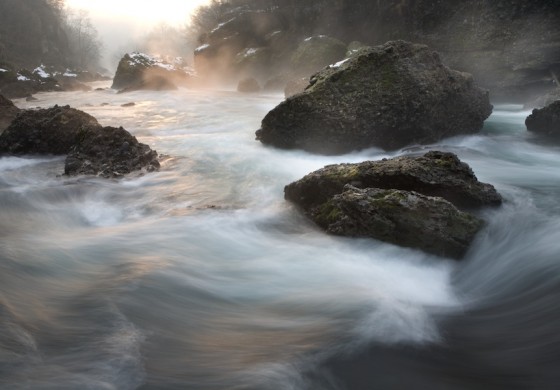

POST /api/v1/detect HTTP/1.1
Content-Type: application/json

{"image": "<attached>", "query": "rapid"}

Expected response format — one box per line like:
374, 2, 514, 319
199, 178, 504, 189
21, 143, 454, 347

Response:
1, 84, 559, 389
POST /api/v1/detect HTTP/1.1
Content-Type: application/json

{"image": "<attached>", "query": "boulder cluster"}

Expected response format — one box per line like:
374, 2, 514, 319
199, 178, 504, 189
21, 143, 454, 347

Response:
286, 151, 502, 259
0, 99, 159, 178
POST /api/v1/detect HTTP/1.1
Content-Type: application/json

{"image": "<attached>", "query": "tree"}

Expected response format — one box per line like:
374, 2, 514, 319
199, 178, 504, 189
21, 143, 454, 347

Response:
64, 8, 102, 70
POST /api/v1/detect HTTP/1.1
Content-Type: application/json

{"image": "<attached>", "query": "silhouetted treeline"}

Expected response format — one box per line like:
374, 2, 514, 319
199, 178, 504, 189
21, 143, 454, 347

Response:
0, 0, 101, 71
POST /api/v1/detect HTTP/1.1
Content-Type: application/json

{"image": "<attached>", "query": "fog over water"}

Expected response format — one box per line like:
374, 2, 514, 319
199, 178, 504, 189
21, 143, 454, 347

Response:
1, 83, 559, 389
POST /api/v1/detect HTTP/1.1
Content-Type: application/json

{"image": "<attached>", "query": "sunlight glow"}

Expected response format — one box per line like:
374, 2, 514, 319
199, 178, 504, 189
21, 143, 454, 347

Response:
65, 0, 209, 26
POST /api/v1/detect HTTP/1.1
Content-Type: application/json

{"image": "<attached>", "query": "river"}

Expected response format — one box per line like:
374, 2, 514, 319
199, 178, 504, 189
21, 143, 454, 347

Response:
1, 84, 559, 389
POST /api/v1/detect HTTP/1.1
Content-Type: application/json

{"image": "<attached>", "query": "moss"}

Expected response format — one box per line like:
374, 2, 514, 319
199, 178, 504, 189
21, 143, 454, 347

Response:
313, 200, 343, 227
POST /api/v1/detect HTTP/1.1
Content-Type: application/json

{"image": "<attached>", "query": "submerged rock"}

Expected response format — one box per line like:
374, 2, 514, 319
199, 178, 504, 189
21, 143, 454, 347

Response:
257, 40, 492, 154
285, 151, 502, 259
525, 100, 560, 138
65, 126, 160, 178
313, 185, 483, 259
0, 105, 100, 155
0, 95, 21, 134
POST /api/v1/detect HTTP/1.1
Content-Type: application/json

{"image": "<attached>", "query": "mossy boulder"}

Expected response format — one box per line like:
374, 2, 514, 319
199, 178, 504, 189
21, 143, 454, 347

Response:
313, 185, 483, 259
285, 151, 502, 210
290, 35, 347, 77
257, 40, 493, 154
285, 151, 502, 259
525, 100, 560, 138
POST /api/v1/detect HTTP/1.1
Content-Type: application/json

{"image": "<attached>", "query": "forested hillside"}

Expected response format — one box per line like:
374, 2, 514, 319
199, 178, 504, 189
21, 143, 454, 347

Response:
0, 0, 101, 71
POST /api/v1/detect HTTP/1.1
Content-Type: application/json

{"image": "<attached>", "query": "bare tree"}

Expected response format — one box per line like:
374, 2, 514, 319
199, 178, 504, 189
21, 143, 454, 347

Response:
64, 8, 102, 70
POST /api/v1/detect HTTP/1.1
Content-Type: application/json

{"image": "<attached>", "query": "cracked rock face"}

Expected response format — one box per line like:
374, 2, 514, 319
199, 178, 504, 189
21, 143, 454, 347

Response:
257, 40, 492, 155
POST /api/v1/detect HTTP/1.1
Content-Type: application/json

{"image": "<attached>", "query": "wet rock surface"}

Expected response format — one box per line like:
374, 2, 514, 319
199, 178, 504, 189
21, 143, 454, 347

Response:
0, 105, 100, 155
525, 100, 560, 138
313, 185, 484, 259
257, 41, 492, 154
285, 151, 502, 258
65, 126, 160, 178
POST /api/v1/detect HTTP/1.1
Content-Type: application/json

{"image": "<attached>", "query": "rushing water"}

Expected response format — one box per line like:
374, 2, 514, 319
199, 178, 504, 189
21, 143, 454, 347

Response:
1, 84, 559, 389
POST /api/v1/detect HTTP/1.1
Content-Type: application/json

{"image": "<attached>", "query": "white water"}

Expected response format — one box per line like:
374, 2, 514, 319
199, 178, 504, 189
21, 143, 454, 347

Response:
1, 85, 559, 389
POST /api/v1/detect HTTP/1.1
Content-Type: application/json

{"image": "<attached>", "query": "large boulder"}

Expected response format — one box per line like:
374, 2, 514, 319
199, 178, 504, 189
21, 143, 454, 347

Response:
0, 95, 20, 134
256, 40, 493, 154
312, 185, 483, 259
285, 151, 502, 210
65, 126, 160, 178
525, 100, 560, 138
0, 105, 100, 155
285, 151, 501, 259
111, 52, 193, 92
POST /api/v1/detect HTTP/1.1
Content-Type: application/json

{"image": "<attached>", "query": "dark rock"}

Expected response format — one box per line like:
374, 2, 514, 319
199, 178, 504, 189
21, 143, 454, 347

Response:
0, 94, 21, 133
284, 77, 309, 98
312, 185, 483, 259
121, 102, 135, 107
65, 126, 160, 178
257, 41, 493, 154
290, 35, 347, 77
285, 151, 501, 258
0, 81, 37, 99
285, 151, 502, 211
112, 52, 191, 92
0, 105, 100, 155
525, 100, 560, 138
25, 96, 38, 101
237, 77, 260, 93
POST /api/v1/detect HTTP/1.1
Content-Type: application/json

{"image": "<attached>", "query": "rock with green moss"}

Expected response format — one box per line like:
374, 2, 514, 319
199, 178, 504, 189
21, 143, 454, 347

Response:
312, 185, 483, 259
285, 151, 502, 210
257, 40, 492, 154
285, 151, 502, 259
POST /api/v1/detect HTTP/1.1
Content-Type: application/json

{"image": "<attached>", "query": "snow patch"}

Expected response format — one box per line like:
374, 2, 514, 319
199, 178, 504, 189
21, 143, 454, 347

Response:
17, 74, 30, 81
33, 65, 50, 78
0, 68, 7, 72
63, 69, 77, 77
330, 58, 350, 68
195, 44, 210, 54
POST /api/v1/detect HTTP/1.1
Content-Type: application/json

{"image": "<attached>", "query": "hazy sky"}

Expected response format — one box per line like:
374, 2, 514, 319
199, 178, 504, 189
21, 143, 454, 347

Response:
65, 0, 209, 26
64, 0, 210, 70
